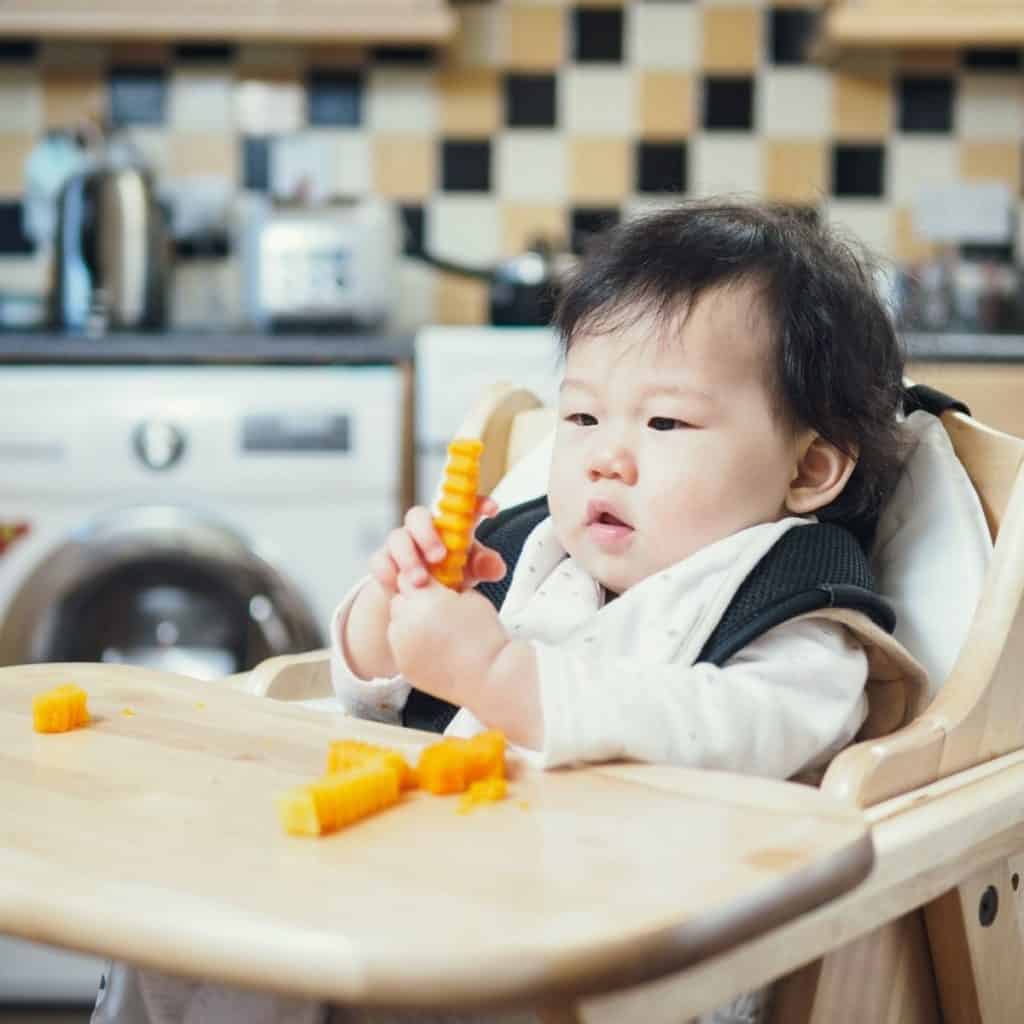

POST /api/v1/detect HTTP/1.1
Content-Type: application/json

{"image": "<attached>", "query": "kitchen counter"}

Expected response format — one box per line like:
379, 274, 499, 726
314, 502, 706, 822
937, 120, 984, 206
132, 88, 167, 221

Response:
0, 331, 414, 365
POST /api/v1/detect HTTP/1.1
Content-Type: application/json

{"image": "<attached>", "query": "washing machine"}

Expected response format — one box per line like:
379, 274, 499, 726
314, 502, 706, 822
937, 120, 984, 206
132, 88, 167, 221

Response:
0, 362, 404, 1004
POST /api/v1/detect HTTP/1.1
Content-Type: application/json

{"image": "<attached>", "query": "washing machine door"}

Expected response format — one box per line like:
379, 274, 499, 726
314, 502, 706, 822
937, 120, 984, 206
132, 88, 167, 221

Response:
0, 506, 323, 676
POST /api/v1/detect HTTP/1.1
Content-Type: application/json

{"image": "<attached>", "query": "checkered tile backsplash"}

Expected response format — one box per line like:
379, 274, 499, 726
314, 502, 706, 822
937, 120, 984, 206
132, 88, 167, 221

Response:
1, 1, 1023, 328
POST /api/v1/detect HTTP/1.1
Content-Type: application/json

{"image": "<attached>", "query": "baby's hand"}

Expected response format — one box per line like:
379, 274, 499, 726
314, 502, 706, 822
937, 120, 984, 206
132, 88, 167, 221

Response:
369, 498, 506, 595
387, 574, 510, 706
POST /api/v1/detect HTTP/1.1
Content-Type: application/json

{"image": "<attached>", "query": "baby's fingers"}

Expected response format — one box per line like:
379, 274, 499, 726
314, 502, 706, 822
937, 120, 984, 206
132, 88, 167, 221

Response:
369, 549, 399, 592
466, 545, 506, 584
404, 506, 447, 566
385, 526, 429, 586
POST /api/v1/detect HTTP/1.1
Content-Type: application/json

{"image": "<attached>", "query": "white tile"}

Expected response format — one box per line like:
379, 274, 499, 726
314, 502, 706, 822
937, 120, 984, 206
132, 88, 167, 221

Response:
692, 136, 762, 198
0, 69, 42, 134
562, 67, 634, 136
427, 195, 500, 267
366, 69, 438, 134
889, 138, 958, 204
169, 71, 234, 131
759, 68, 831, 139
627, 4, 699, 70
171, 259, 240, 329
495, 132, 567, 201
394, 257, 437, 331
270, 132, 336, 202
331, 131, 371, 196
124, 129, 168, 175
235, 78, 303, 134
957, 75, 1024, 139
825, 200, 894, 260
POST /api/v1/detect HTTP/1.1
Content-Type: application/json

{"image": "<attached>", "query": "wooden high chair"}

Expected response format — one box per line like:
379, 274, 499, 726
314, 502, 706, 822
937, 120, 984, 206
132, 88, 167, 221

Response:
233, 381, 1024, 1023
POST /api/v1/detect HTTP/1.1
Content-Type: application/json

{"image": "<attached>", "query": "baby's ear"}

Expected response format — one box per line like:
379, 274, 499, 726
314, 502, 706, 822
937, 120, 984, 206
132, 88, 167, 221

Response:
785, 433, 857, 515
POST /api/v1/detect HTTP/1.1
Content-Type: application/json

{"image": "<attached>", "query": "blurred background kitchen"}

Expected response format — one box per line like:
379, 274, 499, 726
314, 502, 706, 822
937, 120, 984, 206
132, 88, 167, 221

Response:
1, 0, 1024, 1017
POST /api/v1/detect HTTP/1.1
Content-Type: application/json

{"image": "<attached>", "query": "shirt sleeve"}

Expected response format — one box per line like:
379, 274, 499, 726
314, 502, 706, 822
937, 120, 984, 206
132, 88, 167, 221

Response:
328, 578, 411, 725
535, 616, 869, 779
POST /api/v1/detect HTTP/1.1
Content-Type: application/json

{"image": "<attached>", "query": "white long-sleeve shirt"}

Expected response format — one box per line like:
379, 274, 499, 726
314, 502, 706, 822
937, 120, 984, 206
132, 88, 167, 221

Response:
331, 516, 870, 781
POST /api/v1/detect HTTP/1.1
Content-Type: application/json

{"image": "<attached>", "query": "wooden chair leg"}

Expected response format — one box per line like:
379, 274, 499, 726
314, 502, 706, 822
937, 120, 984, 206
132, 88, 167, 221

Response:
924, 858, 1024, 1023
769, 911, 940, 1024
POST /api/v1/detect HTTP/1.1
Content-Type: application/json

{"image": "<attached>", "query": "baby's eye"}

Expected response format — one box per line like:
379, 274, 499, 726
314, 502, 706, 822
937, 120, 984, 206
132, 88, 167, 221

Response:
648, 416, 689, 431
566, 412, 597, 426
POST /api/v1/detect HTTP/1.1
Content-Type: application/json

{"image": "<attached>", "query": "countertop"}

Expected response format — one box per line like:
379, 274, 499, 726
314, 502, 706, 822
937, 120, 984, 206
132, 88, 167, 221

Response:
0, 330, 1021, 365
0, 331, 414, 365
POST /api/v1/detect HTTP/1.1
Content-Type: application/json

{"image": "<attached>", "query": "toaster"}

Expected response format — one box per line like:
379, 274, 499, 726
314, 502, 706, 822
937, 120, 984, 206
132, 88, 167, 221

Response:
242, 198, 400, 331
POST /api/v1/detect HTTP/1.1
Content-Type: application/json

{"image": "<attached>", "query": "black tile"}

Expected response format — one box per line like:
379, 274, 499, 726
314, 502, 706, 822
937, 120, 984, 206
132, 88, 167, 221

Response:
109, 67, 167, 127
636, 141, 686, 194
0, 39, 38, 62
399, 204, 425, 256
964, 48, 1022, 72
441, 139, 491, 192
703, 77, 755, 131
172, 42, 236, 62
898, 76, 955, 133
768, 8, 818, 65
960, 242, 1015, 263
308, 69, 363, 127
570, 206, 620, 255
0, 201, 34, 255
242, 136, 271, 192
573, 7, 624, 63
370, 45, 437, 65
505, 74, 557, 128
831, 144, 885, 198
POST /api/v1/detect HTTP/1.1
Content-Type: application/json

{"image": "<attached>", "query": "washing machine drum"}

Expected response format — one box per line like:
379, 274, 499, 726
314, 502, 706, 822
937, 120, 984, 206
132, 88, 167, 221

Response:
0, 507, 323, 678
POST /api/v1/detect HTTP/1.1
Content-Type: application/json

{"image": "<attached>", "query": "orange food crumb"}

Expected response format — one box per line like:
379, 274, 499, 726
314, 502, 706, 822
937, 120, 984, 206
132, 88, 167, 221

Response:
417, 731, 506, 795
32, 684, 89, 733
458, 777, 508, 814
121, 708, 136, 718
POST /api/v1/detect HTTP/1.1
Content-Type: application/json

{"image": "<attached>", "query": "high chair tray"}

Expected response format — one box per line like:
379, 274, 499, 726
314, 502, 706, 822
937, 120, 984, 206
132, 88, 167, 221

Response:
0, 663, 873, 1010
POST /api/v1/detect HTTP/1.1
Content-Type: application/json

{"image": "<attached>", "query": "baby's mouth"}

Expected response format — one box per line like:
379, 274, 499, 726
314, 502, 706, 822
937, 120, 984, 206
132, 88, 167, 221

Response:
585, 502, 634, 548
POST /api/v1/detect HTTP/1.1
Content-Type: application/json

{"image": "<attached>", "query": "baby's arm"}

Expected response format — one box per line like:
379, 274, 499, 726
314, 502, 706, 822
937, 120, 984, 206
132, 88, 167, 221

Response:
532, 617, 868, 779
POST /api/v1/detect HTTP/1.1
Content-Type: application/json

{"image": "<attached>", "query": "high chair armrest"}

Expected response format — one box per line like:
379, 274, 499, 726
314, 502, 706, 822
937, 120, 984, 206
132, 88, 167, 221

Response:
225, 649, 332, 701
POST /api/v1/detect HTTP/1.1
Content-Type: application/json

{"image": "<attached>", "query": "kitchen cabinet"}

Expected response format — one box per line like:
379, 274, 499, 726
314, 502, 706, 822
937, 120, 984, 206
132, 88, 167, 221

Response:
823, 0, 1024, 49
0, 0, 455, 43
908, 361, 1024, 438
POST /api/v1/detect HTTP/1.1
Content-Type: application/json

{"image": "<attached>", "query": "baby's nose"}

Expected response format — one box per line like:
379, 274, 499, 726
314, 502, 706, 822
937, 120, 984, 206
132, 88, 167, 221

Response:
588, 445, 637, 484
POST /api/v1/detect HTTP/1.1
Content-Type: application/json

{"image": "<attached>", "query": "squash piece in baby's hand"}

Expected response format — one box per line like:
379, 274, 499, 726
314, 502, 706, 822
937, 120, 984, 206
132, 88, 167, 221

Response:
417, 731, 506, 795
32, 684, 90, 733
277, 760, 401, 837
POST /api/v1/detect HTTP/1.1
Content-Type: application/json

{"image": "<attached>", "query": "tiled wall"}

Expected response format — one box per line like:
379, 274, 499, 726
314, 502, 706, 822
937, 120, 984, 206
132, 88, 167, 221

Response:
1, 1, 1023, 328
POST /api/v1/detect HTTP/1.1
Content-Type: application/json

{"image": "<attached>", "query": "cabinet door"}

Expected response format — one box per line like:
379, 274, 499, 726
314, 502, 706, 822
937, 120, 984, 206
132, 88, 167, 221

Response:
0, 0, 455, 42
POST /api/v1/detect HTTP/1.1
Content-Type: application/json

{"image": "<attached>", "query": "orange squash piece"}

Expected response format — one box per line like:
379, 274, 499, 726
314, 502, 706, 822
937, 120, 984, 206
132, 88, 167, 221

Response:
458, 777, 508, 814
32, 684, 89, 733
277, 760, 401, 837
417, 731, 506, 795
431, 438, 484, 589
326, 739, 416, 790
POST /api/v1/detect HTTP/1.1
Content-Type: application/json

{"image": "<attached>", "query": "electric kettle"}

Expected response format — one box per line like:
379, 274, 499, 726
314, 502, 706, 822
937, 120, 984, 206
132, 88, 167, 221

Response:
50, 163, 170, 332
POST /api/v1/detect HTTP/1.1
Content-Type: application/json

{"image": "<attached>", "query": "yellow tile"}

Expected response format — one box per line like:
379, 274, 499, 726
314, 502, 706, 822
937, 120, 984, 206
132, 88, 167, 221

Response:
897, 49, 959, 73
834, 70, 892, 140
702, 7, 761, 73
42, 69, 104, 130
890, 206, 939, 265
440, 68, 500, 135
638, 72, 694, 139
372, 137, 436, 199
437, 271, 489, 325
960, 142, 1021, 190
444, 4, 500, 69
763, 141, 827, 203
0, 135, 33, 194
501, 203, 567, 257
570, 138, 630, 203
165, 133, 238, 180
503, 6, 565, 71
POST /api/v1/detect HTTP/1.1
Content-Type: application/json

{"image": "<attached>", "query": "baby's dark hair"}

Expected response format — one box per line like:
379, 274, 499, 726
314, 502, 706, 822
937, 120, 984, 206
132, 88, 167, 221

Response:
553, 199, 906, 541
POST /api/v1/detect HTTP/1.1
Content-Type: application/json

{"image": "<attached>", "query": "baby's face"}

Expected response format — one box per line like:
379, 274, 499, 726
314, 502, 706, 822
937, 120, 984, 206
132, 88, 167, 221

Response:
548, 285, 804, 593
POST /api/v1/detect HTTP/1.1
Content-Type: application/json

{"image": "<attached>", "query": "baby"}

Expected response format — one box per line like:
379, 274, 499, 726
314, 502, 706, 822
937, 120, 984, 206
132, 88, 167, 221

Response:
333, 200, 922, 785
93, 201, 925, 1024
